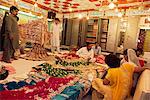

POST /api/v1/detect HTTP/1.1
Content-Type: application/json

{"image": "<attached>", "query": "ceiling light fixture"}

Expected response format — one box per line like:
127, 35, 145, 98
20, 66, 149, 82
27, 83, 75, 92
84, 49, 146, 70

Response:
115, 8, 118, 12
86, 11, 89, 20
118, 12, 123, 17
34, 3, 38, 7
34, 0, 38, 7
15, 0, 19, 2
148, 16, 150, 21
78, 14, 82, 19
87, 16, 89, 20
69, 7, 72, 12
108, 2, 116, 9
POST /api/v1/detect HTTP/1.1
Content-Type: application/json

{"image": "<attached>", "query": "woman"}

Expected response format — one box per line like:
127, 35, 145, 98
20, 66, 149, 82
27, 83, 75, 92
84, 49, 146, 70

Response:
92, 54, 150, 100
121, 49, 146, 95
121, 49, 141, 67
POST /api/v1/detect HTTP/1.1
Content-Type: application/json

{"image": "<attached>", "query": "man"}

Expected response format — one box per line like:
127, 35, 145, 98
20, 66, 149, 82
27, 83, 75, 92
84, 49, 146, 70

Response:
2, 6, 19, 63
76, 43, 94, 61
50, 18, 62, 53
92, 42, 101, 56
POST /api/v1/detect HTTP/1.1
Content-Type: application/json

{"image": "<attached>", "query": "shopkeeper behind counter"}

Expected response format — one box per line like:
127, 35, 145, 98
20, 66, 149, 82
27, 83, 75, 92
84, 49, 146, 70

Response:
76, 43, 94, 61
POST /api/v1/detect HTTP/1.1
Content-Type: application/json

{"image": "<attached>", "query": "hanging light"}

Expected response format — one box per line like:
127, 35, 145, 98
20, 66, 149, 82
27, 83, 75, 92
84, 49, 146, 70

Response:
34, 3, 38, 7
118, 12, 123, 17
15, 0, 19, 2
115, 8, 118, 12
86, 11, 89, 20
69, 8, 72, 12
108, 2, 116, 9
86, 16, 89, 20
148, 16, 150, 21
78, 14, 82, 19
34, 0, 38, 8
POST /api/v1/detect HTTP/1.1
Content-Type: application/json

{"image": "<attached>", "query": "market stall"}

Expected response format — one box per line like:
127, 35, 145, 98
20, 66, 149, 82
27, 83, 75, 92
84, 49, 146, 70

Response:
0, 0, 150, 100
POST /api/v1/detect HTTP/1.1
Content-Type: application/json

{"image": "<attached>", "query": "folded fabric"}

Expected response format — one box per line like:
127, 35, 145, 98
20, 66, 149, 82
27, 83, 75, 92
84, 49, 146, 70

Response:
0, 84, 5, 91
52, 82, 84, 100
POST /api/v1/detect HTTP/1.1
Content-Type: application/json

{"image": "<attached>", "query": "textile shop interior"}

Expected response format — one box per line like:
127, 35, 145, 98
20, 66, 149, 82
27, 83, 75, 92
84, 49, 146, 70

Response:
0, 0, 150, 100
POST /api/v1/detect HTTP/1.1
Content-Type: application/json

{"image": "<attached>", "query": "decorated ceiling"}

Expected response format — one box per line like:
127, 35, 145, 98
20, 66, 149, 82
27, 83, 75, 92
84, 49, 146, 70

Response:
1, 0, 150, 13
21, 0, 150, 13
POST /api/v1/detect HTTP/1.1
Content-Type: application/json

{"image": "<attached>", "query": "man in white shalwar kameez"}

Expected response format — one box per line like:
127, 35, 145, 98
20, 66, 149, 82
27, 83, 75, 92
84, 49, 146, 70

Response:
50, 18, 62, 53
76, 43, 94, 61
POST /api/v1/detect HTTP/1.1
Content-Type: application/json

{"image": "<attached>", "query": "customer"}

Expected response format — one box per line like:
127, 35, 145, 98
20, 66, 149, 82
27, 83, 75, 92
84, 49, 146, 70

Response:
0, 11, 9, 51
121, 49, 141, 67
50, 18, 62, 53
92, 42, 101, 56
92, 54, 150, 100
2, 6, 19, 63
76, 43, 94, 61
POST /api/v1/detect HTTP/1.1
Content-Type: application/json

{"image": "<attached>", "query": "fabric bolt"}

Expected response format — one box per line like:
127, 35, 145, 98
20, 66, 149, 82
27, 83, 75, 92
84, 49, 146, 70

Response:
52, 82, 84, 100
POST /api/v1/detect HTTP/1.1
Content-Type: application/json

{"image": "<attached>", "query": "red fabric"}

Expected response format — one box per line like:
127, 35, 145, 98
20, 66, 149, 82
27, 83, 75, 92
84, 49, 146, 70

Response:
139, 59, 144, 67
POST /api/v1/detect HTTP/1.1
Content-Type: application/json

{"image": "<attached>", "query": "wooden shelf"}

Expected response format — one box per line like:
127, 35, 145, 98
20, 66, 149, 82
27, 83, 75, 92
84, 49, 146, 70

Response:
99, 19, 109, 50
86, 36, 96, 38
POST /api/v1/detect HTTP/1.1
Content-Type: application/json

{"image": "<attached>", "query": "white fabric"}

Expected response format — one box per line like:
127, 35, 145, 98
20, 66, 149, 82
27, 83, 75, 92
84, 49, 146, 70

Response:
133, 70, 150, 100
50, 23, 62, 51
128, 49, 141, 67
92, 46, 101, 55
76, 47, 94, 59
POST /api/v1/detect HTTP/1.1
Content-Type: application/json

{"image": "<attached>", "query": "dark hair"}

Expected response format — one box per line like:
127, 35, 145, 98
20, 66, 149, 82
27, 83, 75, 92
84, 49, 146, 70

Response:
0, 70, 9, 80
123, 49, 128, 56
10, 6, 19, 13
86, 42, 91, 46
54, 18, 60, 22
16, 16, 19, 21
136, 48, 143, 53
105, 54, 120, 68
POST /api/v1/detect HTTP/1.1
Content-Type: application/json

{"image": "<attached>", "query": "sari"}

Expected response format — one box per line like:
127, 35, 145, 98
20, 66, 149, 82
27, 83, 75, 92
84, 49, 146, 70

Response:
92, 63, 134, 100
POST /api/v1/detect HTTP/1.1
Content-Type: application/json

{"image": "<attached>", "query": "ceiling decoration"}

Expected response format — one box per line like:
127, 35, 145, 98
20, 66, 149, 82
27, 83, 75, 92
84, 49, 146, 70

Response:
19, 0, 150, 13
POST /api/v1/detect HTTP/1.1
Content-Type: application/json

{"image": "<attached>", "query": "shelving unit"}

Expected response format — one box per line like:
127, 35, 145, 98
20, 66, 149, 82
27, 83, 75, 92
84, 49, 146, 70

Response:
86, 19, 98, 44
100, 19, 109, 50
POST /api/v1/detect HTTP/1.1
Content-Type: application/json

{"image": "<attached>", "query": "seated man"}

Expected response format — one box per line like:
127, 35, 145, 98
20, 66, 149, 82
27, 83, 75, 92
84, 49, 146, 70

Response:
76, 43, 94, 61
92, 42, 101, 56
92, 54, 150, 100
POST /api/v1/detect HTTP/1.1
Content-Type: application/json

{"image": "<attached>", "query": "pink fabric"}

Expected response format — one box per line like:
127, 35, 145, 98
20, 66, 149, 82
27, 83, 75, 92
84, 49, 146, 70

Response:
5, 66, 16, 74
96, 55, 105, 64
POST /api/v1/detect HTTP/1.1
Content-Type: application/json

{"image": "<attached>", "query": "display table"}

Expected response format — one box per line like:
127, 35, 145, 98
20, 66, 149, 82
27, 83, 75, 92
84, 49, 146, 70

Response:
133, 70, 150, 100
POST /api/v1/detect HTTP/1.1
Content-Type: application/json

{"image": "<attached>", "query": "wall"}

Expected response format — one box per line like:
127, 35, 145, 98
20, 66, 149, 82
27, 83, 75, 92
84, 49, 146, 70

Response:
124, 16, 140, 49
106, 18, 120, 52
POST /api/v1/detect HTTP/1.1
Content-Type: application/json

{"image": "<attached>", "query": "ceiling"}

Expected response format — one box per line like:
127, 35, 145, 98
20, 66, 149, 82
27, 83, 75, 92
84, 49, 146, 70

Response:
20, 0, 150, 13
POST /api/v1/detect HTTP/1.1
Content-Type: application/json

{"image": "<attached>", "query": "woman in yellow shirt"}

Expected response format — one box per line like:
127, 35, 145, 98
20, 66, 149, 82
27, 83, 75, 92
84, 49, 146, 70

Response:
92, 54, 150, 100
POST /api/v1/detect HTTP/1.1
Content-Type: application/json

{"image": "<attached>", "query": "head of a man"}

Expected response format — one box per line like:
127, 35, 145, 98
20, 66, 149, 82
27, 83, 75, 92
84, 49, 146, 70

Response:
105, 54, 121, 68
10, 6, 19, 16
86, 43, 92, 51
95, 42, 99, 48
54, 18, 60, 24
